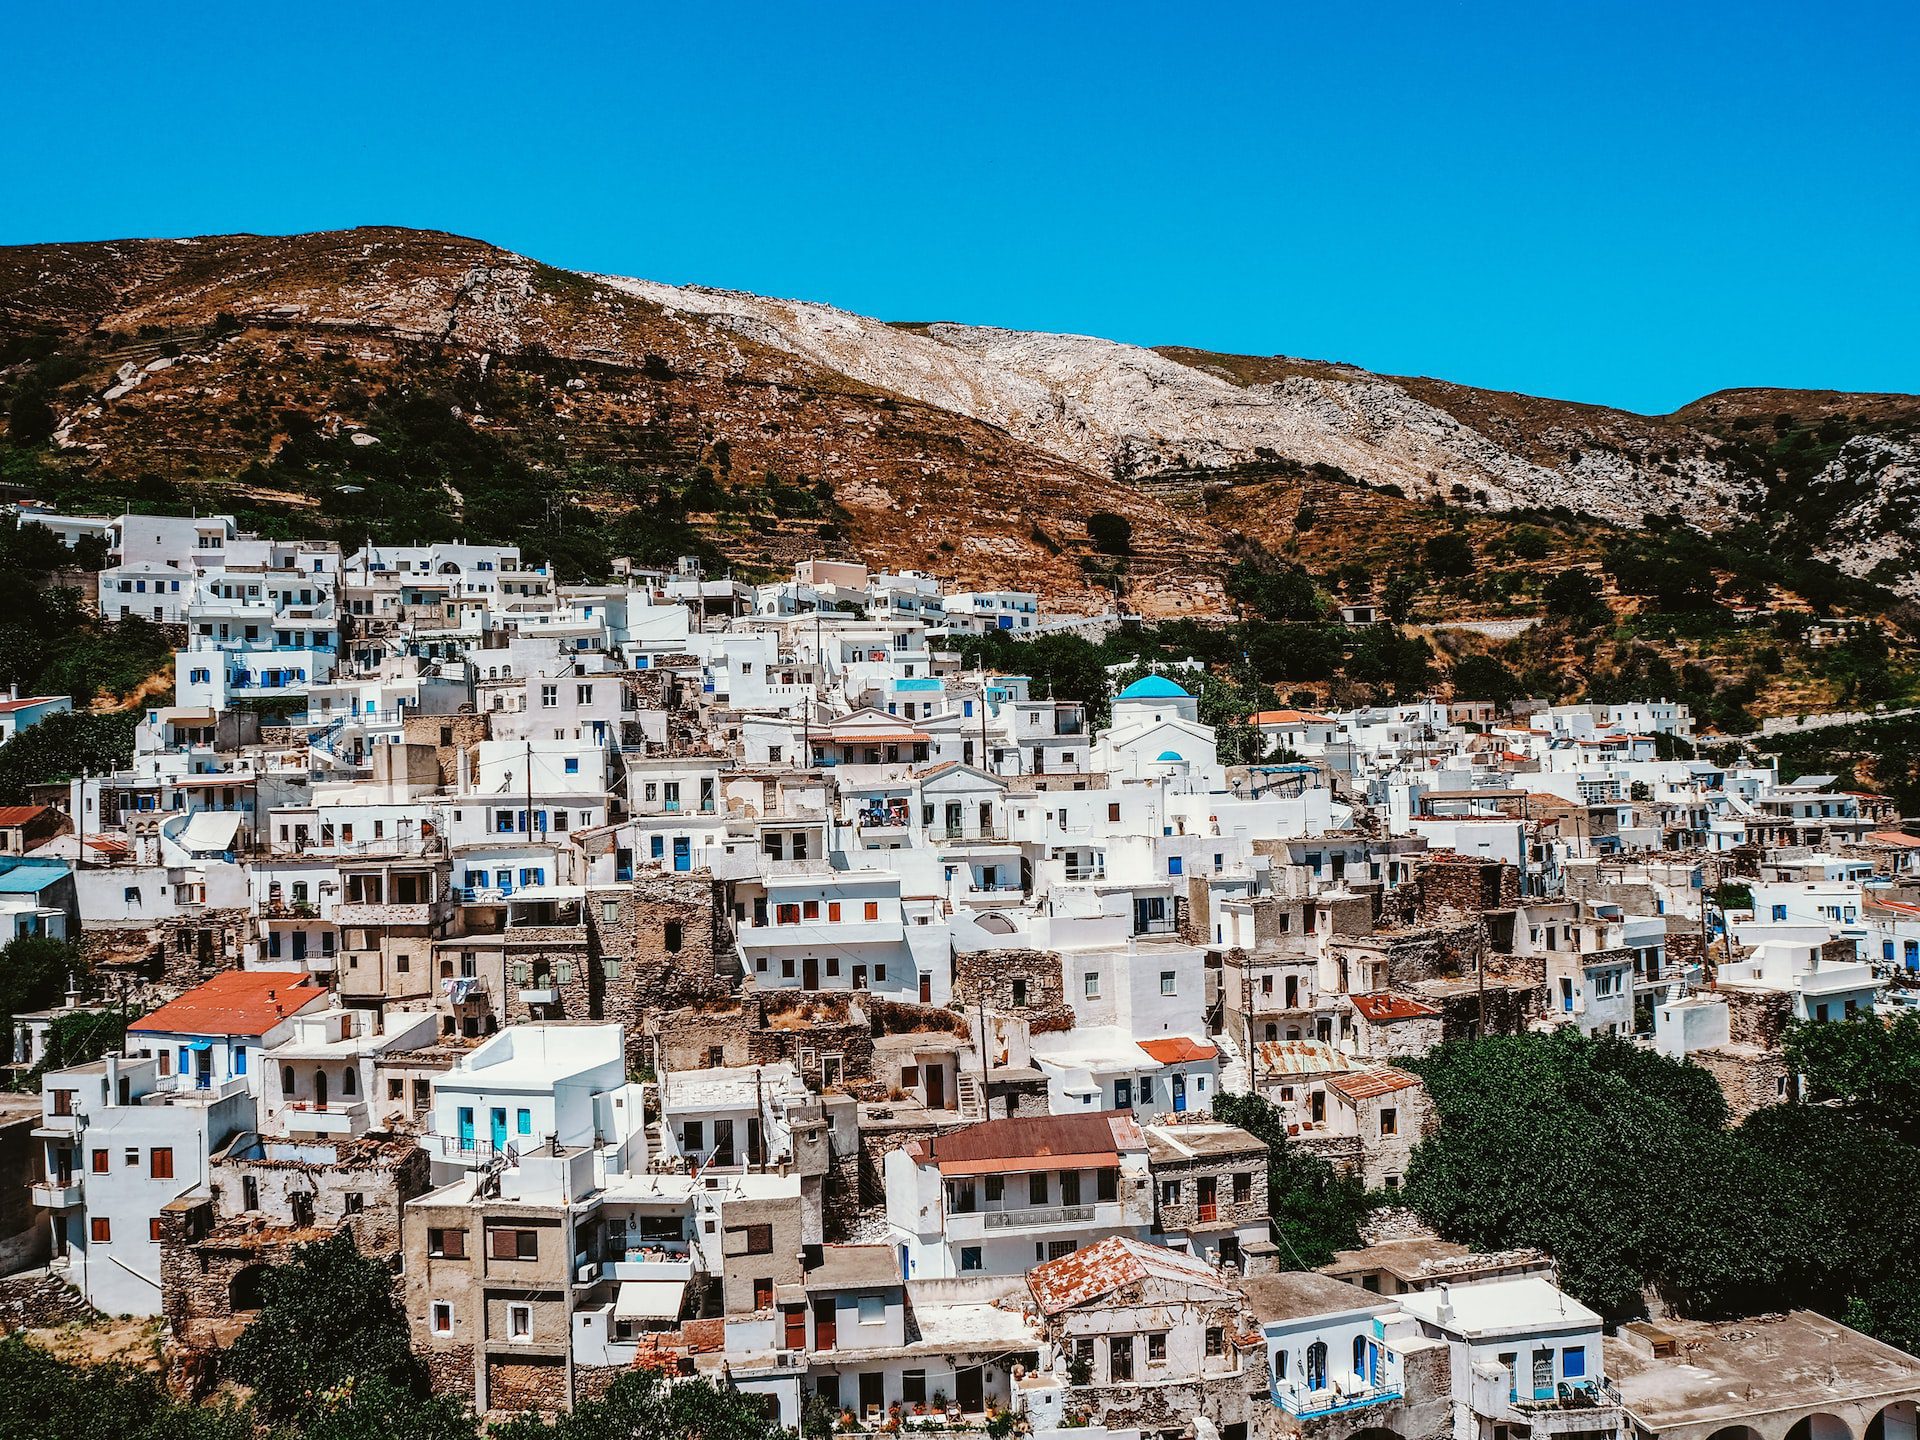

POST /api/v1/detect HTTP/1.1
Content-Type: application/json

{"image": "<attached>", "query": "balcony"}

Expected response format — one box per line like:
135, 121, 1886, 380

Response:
582, 1252, 696, 1284
281, 1100, 370, 1137
982, 1202, 1096, 1229
519, 987, 560, 1006
1276, 1382, 1404, 1419
31, 1179, 83, 1209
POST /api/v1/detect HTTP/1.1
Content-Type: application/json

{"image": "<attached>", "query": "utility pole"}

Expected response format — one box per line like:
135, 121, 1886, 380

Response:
525, 740, 535, 860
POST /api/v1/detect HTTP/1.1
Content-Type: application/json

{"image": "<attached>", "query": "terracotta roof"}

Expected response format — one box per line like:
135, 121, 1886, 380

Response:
130, 970, 325, 1037
1252, 709, 1333, 726
0, 695, 64, 714
1866, 831, 1920, 849
1253, 1040, 1350, 1077
0, 806, 50, 827
1327, 1066, 1421, 1102
1350, 991, 1442, 1024
908, 1110, 1142, 1176
1138, 1036, 1218, 1065
1027, 1235, 1223, 1315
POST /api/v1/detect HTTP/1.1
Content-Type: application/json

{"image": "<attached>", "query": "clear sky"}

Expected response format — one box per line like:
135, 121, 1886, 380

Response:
7, 1, 1917, 414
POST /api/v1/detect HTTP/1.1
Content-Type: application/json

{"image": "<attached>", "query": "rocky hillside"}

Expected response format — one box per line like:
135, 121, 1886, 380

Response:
2, 226, 1917, 604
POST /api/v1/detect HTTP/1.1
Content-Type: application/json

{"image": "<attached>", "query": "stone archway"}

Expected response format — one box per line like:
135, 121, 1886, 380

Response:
228, 1263, 269, 1315
1787, 1414, 1855, 1440
1348, 1428, 1406, 1440
1868, 1402, 1918, 1440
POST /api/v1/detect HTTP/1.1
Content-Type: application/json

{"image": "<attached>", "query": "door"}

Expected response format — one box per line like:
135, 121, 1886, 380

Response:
859, 1371, 884, 1418
919, 974, 932, 1003
672, 837, 691, 872
813, 1297, 837, 1351
955, 1366, 984, 1414
713, 1119, 735, 1165
1114, 1078, 1132, 1110
803, 956, 820, 989
490, 1107, 508, 1152
925, 1067, 946, 1110
1172, 1072, 1188, 1113
783, 1305, 807, 1351
314, 1070, 328, 1108
457, 1106, 475, 1152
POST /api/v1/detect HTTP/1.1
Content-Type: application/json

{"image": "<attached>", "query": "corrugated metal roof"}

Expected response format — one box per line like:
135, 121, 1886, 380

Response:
1027, 1235, 1222, 1315
913, 1110, 1142, 1175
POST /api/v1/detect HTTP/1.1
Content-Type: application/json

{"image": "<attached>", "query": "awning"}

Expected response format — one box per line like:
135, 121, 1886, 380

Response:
614, 1279, 687, 1321
178, 810, 242, 855
186, 1040, 212, 1052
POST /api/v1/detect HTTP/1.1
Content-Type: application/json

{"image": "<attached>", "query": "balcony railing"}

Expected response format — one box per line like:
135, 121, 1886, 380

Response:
1277, 1382, 1403, 1419
982, 1203, 1096, 1229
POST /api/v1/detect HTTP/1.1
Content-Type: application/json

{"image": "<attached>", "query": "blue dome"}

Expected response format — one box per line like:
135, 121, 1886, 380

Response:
1118, 675, 1190, 700
1156, 750, 1186, 762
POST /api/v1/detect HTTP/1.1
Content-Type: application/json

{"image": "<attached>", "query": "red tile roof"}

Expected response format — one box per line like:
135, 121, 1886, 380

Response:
1866, 831, 1920, 849
130, 970, 325, 1037
1327, 1066, 1422, 1102
1350, 992, 1442, 1024
1138, 1036, 1218, 1065
1251, 709, 1333, 726
0, 695, 65, 714
908, 1110, 1142, 1176
1027, 1235, 1223, 1315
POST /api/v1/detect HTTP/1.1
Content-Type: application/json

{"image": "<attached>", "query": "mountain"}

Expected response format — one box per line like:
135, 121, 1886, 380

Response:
2, 226, 1916, 607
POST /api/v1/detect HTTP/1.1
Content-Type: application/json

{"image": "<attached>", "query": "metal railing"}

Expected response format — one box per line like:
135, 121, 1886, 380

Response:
981, 1203, 1096, 1229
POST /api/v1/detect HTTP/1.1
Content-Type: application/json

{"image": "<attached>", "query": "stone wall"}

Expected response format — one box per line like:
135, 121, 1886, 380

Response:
485, 1356, 569, 1415
1722, 987, 1793, 1050
951, 948, 1069, 1029
1694, 1046, 1789, 1122
1412, 855, 1520, 919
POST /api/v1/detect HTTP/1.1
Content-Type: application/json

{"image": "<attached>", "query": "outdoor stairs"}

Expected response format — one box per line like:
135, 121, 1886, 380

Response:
956, 1072, 986, 1122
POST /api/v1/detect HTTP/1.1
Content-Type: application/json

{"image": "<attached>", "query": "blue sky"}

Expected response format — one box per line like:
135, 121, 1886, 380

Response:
7, 1, 1917, 413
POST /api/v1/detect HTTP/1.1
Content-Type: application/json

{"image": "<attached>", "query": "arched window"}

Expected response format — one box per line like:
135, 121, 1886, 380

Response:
282, 1065, 295, 1093
1354, 1335, 1367, 1380
341, 1068, 358, 1097
1306, 1341, 1328, 1391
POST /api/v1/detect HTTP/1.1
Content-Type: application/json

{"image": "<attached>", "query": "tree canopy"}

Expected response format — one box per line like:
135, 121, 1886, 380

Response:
1212, 1090, 1373, 1268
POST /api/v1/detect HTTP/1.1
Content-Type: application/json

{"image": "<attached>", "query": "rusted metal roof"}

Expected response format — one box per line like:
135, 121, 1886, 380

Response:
910, 1110, 1143, 1175
1138, 1036, 1218, 1065
1253, 1040, 1349, 1078
1027, 1235, 1222, 1316
1327, 1066, 1421, 1102
1349, 991, 1442, 1024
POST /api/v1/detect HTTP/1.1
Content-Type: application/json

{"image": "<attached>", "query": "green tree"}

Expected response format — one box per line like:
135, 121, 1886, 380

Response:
0, 934, 80, 1058
225, 1231, 429, 1421
1422, 531, 1476, 579
1783, 1012, 1920, 1144
1212, 1091, 1371, 1268
1542, 569, 1607, 629
0, 712, 139, 803
1449, 654, 1521, 707
1087, 511, 1133, 556
492, 1366, 783, 1440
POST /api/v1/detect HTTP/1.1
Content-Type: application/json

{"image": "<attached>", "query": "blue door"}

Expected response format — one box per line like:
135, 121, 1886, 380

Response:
457, 1106, 475, 1152
1172, 1073, 1188, 1113
490, 1108, 508, 1152
673, 837, 691, 872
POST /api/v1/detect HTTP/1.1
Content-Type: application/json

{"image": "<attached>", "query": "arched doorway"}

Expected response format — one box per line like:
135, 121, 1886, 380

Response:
1706, 1427, 1765, 1440
1868, 1402, 1917, 1440
229, 1264, 268, 1315
314, 1069, 328, 1107
1787, 1414, 1854, 1440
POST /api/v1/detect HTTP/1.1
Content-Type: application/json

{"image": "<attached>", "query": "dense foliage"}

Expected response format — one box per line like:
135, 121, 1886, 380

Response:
1752, 713, 1920, 816
0, 710, 140, 804
1213, 1090, 1373, 1268
0, 935, 81, 1065
0, 1232, 787, 1440
0, 522, 172, 705
1405, 1027, 1920, 1351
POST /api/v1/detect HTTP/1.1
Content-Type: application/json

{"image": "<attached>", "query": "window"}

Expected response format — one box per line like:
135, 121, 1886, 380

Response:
565, 757, 579, 775
857, 1294, 885, 1324
1563, 1345, 1586, 1379
489, 1227, 538, 1260
150, 1217, 165, 1243
1233, 1172, 1252, 1204
603, 900, 620, 924
1108, 802, 1121, 822
863, 901, 880, 921
344, 1192, 364, 1215
91, 1149, 109, 1174
744, 1224, 774, 1254
91, 1217, 112, 1243
540, 685, 558, 708
901, 1369, 926, 1405
1146, 1333, 1167, 1363
960, 1246, 983, 1272
1084, 972, 1101, 999
1169, 856, 1183, 876
1161, 1180, 1181, 1206
150, 1147, 175, 1179
428, 1227, 467, 1259
1206, 1326, 1225, 1357
517, 1108, 532, 1135
431, 1302, 453, 1336
1380, 1107, 1397, 1136
509, 1303, 532, 1340
1109, 1335, 1134, 1382
1160, 971, 1177, 996
682, 1120, 705, 1150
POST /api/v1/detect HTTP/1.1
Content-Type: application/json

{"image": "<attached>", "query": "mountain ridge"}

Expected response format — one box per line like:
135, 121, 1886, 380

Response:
3, 226, 1917, 604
